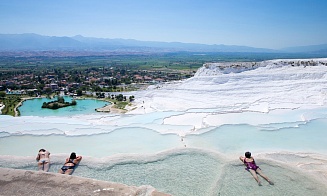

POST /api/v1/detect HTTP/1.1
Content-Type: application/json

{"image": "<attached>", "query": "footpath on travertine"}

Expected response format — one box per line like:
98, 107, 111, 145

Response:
0, 168, 169, 196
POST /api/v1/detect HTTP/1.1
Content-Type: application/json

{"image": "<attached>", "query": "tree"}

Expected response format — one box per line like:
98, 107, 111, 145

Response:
0, 91, 5, 98
74, 76, 81, 83
94, 86, 102, 92
45, 88, 52, 95
57, 96, 65, 104
105, 79, 112, 85
116, 94, 124, 101
129, 95, 135, 102
27, 90, 35, 97
42, 102, 48, 108
51, 103, 59, 109
76, 89, 83, 96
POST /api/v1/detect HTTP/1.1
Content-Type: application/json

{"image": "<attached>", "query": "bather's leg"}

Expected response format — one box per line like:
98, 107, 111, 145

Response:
256, 168, 274, 185
249, 169, 262, 186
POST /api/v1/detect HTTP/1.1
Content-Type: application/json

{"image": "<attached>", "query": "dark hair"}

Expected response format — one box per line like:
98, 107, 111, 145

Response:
39, 149, 46, 152
245, 151, 251, 158
70, 152, 76, 159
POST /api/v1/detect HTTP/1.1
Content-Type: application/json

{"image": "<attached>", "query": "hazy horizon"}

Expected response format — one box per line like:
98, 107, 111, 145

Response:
1, 0, 327, 49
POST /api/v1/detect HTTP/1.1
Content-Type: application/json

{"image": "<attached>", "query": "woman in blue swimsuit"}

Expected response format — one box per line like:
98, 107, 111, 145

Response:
58, 152, 82, 175
239, 151, 274, 186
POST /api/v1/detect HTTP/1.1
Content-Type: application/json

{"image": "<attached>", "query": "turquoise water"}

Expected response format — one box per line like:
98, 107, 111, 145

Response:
0, 128, 182, 156
18, 96, 109, 116
1, 98, 327, 195
186, 119, 327, 155
0, 119, 327, 195
1, 119, 326, 157
78, 150, 223, 196
1, 149, 326, 196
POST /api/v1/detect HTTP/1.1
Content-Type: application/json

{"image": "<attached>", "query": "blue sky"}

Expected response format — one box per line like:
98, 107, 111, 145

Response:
0, 0, 326, 49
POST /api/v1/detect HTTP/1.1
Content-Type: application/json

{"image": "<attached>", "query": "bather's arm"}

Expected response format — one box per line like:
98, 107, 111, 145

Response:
74, 156, 82, 164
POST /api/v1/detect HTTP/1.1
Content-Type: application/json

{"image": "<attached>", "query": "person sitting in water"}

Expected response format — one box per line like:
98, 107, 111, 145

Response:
58, 152, 82, 175
239, 151, 274, 186
36, 148, 50, 172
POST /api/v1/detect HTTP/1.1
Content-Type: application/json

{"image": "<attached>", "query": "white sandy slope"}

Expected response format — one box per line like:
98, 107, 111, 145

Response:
0, 168, 169, 196
126, 58, 327, 134
130, 58, 327, 114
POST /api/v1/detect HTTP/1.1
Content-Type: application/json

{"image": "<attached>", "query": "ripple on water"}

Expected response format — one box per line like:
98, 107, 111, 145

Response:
216, 161, 327, 196
1, 149, 327, 196
76, 150, 223, 196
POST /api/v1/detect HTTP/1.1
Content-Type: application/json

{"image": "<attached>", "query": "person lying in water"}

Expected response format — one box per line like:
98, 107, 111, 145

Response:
36, 148, 50, 172
58, 152, 82, 175
239, 151, 274, 186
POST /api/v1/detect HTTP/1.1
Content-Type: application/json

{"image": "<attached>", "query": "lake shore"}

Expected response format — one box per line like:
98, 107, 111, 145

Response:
95, 103, 127, 113
14, 97, 36, 117
14, 96, 131, 116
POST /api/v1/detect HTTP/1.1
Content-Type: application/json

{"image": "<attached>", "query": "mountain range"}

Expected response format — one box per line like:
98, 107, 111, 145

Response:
0, 33, 326, 54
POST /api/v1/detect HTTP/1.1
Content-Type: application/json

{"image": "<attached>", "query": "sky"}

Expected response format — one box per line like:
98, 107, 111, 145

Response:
0, 0, 327, 49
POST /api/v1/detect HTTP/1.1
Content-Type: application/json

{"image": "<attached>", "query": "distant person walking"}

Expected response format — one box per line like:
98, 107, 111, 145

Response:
239, 151, 274, 186
58, 152, 82, 175
36, 149, 50, 172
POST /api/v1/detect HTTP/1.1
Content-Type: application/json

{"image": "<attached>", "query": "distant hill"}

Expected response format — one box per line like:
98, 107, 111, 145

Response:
71, 35, 278, 53
0, 34, 326, 55
281, 44, 327, 54
0, 33, 84, 50
0, 33, 277, 53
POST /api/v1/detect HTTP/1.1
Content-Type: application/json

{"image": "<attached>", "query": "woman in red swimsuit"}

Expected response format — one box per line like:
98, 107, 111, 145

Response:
239, 151, 274, 186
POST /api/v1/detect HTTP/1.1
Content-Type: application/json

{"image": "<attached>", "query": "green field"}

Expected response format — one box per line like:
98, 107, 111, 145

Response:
0, 94, 23, 116
1, 51, 323, 71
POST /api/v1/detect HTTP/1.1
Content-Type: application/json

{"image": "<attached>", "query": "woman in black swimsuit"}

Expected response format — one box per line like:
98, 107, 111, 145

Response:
58, 152, 82, 175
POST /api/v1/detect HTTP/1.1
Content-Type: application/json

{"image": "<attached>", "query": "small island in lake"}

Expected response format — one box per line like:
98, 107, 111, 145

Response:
42, 96, 76, 110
